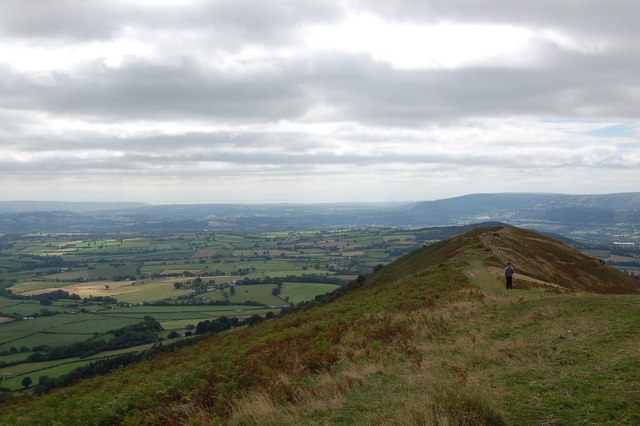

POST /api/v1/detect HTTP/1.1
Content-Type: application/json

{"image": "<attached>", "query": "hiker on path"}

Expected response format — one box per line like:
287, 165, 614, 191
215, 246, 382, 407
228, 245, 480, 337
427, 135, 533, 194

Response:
504, 263, 514, 290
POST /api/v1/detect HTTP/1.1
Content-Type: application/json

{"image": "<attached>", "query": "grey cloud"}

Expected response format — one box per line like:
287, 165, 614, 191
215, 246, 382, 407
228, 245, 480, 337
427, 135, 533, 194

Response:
302, 52, 640, 126
2, 38, 640, 128
0, 0, 130, 40
1, 132, 633, 180
0, 0, 340, 46
0, 59, 311, 122
192, 0, 341, 47
362, 0, 640, 39
7, 0, 636, 50
2, 1, 639, 127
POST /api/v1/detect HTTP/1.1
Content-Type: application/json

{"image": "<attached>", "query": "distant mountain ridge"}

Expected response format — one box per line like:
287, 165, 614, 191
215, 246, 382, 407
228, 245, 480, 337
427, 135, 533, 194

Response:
406, 193, 568, 216
0, 193, 638, 244
408, 192, 640, 211
404, 192, 640, 223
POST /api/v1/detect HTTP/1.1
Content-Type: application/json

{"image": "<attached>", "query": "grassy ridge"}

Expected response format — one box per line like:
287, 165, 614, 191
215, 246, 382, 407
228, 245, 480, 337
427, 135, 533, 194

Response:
0, 266, 475, 424
481, 226, 639, 293
1, 226, 639, 424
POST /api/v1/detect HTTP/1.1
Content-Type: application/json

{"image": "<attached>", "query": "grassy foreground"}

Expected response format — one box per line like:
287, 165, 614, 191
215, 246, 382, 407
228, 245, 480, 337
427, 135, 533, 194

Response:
1, 226, 639, 424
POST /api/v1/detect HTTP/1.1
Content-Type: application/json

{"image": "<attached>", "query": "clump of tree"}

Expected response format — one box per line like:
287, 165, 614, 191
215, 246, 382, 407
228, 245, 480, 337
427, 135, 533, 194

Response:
6, 289, 80, 302
193, 310, 277, 335
0, 288, 116, 306
195, 315, 236, 334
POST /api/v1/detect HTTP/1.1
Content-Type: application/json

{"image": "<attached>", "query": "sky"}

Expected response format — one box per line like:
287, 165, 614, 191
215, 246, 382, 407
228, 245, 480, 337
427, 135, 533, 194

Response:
1, 0, 639, 204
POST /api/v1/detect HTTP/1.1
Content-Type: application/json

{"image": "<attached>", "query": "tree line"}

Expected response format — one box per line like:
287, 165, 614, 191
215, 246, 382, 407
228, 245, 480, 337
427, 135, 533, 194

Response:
26, 317, 163, 362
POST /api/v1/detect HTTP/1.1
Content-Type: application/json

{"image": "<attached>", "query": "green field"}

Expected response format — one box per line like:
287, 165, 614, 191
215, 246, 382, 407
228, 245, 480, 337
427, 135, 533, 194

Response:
0, 302, 81, 317
0, 352, 31, 364
104, 304, 260, 314
205, 284, 282, 305
95, 304, 272, 326
46, 317, 142, 334
0, 297, 21, 308
0, 356, 121, 391
0, 333, 91, 353
0, 314, 101, 334
0, 313, 144, 352
280, 282, 341, 304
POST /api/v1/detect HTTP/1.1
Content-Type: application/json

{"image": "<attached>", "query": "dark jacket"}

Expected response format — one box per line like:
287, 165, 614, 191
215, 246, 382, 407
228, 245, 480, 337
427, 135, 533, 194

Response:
504, 265, 514, 277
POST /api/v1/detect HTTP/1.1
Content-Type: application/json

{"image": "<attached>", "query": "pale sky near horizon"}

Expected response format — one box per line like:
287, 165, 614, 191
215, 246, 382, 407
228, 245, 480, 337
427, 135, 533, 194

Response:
1, 0, 639, 203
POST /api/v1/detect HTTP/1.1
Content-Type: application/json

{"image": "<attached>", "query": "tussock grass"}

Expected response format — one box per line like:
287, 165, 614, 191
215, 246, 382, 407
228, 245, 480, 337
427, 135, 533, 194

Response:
376, 384, 506, 426
229, 369, 366, 425
427, 385, 506, 426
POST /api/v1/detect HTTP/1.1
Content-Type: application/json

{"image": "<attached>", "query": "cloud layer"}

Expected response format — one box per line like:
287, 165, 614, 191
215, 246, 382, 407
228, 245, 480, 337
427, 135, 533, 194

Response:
1, 0, 638, 202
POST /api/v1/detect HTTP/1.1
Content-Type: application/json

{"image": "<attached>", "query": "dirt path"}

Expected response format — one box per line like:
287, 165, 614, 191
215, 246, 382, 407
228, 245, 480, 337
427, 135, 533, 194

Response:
461, 247, 568, 299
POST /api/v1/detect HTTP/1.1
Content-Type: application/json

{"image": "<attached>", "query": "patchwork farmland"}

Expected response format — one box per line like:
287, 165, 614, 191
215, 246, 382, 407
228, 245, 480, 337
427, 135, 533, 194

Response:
0, 228, 432, 391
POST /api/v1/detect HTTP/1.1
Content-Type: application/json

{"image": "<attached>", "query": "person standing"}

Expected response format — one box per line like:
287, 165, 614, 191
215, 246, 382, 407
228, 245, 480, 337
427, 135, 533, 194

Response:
504, 263, 514, 289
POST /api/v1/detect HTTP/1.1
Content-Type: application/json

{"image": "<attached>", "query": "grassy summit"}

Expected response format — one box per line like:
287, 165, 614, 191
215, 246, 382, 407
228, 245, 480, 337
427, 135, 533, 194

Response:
1, 226, 639, 424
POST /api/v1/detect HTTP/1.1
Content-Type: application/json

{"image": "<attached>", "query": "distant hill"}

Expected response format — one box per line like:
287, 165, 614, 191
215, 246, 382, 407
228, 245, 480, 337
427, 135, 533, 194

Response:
403, 192, 640, 226
367, 225, 638, 294
407, 192, 640, 214
0, 193, 638, 244
2, 225, 639, 424
405, 193, 567, 220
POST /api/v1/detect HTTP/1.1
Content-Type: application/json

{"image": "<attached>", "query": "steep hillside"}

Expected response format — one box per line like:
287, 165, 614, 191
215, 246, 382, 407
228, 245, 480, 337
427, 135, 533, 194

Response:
477, 226, 639, 294
366, 225, 638, 294
1, 226, 639, 425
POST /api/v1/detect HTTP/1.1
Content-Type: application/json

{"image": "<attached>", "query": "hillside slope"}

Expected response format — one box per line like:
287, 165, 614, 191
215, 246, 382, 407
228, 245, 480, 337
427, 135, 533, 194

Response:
1, 226, 639, 425
477, 226, 639, 294
366, 225, 638, 294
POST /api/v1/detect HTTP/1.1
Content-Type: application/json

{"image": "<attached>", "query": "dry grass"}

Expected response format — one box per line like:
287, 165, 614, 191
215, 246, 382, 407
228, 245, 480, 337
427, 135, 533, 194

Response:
228, 366, 368, 425
227, 290, 500, 425
377, 374, 506, 426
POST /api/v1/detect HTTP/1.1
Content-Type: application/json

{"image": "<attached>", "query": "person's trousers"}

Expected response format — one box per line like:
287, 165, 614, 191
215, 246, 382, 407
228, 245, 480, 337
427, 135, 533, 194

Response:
506, 276, 513, 289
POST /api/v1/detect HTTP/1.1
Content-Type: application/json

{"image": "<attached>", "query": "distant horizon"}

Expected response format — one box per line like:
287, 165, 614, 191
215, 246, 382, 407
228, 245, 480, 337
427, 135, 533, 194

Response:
1, 191, 636, 207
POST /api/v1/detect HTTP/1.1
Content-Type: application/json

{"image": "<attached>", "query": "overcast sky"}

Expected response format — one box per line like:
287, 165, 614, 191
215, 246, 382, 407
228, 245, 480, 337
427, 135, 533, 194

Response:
1, 0, 638, 203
